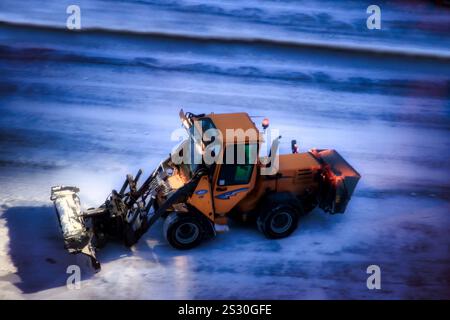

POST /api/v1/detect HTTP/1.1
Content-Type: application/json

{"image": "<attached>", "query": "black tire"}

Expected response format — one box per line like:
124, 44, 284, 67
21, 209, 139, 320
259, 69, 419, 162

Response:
257, 201, 300, 239
164, 212, 204, 249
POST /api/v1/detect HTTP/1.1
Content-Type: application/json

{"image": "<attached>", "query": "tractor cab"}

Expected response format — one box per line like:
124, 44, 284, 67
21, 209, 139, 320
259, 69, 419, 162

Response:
178, 110, 265, 224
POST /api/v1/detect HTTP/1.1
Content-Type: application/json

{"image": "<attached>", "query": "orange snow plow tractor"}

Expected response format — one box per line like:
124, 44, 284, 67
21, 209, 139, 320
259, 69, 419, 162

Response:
50, 110, 360, 270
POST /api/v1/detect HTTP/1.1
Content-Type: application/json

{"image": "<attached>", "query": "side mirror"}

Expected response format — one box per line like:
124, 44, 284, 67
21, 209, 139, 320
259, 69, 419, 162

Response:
179, 108, 191, 130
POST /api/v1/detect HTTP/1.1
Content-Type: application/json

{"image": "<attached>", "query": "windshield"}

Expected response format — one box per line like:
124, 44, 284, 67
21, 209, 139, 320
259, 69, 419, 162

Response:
188, 124, 202, 176
180, 117, 218, 178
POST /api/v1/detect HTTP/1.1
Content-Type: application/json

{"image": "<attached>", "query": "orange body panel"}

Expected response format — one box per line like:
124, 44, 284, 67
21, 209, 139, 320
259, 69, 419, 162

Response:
236, 152, 321, 213
275, 152, 321, 195
212, 160, 257, 215
187, 175, 214, 220
235, 175, 275, 213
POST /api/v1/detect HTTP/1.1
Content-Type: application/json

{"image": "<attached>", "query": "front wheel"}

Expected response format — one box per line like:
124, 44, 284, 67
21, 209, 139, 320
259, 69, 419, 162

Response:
257, 205, 299, 239
163, 212, 204, 249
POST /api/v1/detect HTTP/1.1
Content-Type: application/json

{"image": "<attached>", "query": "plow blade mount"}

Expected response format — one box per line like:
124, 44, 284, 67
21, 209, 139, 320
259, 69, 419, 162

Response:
313, 149, 361, 214
49, 161, 206, 270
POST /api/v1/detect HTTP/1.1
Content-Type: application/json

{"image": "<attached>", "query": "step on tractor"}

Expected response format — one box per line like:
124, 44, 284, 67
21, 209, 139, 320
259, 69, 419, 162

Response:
51, 110, 360, 270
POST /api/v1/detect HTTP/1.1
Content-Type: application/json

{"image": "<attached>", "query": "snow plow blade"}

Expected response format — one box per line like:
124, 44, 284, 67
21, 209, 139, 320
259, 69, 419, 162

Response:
50, 186, 100, 269
312, 149, 361, 214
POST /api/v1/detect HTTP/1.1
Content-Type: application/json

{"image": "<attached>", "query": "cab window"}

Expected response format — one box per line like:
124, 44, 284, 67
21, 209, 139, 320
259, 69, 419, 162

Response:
217, 144, 257, 186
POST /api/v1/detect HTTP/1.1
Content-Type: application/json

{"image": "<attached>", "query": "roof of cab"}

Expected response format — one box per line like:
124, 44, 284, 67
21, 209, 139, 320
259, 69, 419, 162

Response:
206, 112, 262, 144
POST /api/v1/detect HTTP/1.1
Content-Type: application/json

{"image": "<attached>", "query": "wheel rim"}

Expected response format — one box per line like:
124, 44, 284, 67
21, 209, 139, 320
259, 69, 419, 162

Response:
175, 222, 200, 244
270, 211, 293, 234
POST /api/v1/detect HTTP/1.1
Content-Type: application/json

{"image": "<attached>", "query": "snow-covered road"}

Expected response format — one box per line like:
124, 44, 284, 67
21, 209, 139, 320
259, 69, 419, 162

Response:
0, 1, 449, 299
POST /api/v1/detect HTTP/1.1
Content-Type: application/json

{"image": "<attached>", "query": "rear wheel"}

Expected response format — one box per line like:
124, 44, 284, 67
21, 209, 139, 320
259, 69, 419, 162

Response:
164, 212, 204, 249
257, 202, 300, 239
